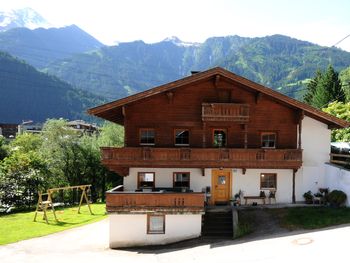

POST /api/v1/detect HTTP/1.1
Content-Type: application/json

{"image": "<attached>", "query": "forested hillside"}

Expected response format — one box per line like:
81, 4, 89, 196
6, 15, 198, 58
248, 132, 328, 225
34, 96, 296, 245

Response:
0, 52, 104, 123
45, 35, 350, 100
0, 25, 104, 68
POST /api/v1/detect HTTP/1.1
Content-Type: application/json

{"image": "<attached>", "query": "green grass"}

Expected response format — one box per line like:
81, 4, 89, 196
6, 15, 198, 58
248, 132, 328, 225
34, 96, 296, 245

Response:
0, 203, 107, 245
270, 207, 350, 230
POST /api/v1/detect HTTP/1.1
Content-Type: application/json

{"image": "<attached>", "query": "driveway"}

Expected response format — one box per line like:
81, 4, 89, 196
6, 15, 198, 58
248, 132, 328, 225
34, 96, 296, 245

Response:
1, 217, 349, 263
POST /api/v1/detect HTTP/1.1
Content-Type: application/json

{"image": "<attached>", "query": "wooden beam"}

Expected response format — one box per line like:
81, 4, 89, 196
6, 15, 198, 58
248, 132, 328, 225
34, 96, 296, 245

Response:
166, 91, 174, 103
255, 92, 262, 104
202, 122, 206, 148
292, 169, 297, 204
214, 74, 220, 88
121, 106, 126, 117
244, 124, 248, 149
298, 110, 304, 149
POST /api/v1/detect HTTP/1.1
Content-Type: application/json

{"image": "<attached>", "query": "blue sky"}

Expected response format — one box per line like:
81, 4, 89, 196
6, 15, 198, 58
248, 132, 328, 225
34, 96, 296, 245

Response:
3, 0, 350, 51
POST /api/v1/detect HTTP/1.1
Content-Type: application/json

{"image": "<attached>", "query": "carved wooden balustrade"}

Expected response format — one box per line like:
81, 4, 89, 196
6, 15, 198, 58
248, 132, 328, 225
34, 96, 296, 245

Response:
202, 103, 249, 122
102, 147, 302, 170
106, 191, 205, 213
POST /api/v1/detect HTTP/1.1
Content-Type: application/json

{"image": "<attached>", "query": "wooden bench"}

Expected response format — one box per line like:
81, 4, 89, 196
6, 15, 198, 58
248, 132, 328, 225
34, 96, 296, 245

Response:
244, 196, 266, 205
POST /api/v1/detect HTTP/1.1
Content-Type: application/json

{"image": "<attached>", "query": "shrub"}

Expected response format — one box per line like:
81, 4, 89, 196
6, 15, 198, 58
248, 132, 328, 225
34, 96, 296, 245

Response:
303, 191, 313, 204
327, 190, 347, 207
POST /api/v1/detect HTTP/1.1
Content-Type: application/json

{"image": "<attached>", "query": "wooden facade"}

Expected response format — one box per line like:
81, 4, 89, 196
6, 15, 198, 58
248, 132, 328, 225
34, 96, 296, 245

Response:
88, 67, 348, 177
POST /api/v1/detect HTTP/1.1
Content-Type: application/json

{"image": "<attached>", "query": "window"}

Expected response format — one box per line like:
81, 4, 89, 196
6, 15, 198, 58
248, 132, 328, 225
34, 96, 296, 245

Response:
260, 173, 277, 189
173, 172, 190, 188
138, 172, 155, 188
261, 132, 276, 148
175, 129, 189, 146
140, 128, 155, 145
147, 214, 165, 234
213, 129, 227, 147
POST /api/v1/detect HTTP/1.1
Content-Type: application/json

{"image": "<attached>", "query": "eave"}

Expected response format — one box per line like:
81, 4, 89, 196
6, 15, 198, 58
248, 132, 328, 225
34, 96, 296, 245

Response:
88, 67, 350, 129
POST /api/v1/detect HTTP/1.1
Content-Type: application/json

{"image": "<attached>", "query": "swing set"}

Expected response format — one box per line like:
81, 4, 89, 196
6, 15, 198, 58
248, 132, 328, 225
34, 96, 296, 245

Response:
33, 184, 93, 224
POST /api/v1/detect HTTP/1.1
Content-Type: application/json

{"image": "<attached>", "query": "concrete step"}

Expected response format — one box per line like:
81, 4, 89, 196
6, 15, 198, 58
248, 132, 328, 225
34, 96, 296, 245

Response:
202, 211, 233, 237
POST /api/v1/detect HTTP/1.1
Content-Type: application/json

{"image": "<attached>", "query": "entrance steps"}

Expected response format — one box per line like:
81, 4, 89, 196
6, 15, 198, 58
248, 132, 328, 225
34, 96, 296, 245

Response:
202, 206, 233, 238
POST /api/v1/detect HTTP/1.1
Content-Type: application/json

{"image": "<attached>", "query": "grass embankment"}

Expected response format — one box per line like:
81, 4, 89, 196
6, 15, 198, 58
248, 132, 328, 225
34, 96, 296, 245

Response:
271, 207, 350, 230
0, 203, 107, 245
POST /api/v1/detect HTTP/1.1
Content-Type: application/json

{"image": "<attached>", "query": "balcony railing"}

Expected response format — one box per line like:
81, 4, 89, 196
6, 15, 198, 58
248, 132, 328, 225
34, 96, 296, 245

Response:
202, 103, 249, 122
106, 192, 205, 213
101, 147, 302, 169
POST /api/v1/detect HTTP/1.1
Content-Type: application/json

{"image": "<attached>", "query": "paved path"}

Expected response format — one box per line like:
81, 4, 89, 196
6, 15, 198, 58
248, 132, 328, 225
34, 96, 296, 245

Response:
1, 218, 350, 263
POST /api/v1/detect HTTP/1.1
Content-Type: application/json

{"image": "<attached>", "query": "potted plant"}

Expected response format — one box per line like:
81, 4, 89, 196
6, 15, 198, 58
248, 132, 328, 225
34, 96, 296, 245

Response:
303, 190, 313, 204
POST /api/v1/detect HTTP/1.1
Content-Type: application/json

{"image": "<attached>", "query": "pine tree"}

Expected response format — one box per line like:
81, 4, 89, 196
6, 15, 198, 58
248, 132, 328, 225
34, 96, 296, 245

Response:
303, 65, 345, 109
303, 70, 322, 104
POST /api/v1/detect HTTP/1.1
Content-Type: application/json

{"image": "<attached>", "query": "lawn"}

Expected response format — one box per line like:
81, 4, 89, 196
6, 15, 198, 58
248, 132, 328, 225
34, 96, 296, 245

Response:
0, 203, 107, 245
270, 206, 350, 230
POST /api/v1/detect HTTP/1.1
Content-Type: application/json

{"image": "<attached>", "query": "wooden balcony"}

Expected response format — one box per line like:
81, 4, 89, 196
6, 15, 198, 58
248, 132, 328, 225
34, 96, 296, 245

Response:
102, 147, 302, 170
106, 191, 205, 213
202, 103, 249, 122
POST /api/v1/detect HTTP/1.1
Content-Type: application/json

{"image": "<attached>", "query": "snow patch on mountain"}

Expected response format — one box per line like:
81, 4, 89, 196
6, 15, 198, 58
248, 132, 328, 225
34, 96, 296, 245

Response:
162, 36, 201, 47
0, 7, 51, 31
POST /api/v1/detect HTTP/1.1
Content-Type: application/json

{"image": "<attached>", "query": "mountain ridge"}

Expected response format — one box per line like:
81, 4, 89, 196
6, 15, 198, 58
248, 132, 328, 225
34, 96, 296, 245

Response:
0, 24, 104, 68
44, 34, 350, 100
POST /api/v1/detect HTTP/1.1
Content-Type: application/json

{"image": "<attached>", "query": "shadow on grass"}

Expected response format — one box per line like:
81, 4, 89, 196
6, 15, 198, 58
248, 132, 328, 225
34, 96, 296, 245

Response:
33, 216, 102, 227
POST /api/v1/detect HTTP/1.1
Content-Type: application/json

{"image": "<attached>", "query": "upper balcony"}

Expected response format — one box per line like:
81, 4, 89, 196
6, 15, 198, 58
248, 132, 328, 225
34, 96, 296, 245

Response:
102, 147, 302, 170
202, 103, 249, 122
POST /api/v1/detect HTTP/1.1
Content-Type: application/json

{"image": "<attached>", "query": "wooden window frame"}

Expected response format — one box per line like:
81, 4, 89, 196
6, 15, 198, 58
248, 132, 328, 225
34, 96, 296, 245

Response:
173, 172, 190, 188
174, 129, 190, 146
260, 173, 277, 190
261, 132, 277, 149
137, 172, 155, 188
139, 128, 155, 146
212, 129, 227, 147
147, 214, 165, 234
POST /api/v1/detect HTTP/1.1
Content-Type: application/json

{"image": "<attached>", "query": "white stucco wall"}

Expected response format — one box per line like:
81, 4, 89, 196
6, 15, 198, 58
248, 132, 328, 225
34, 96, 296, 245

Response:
125, 167, 294, 203
124, 167, 210, 192
325, 164, 350, 206
295, 116, 331, 201
232, 168, 293, 203
109, 214, 202, 248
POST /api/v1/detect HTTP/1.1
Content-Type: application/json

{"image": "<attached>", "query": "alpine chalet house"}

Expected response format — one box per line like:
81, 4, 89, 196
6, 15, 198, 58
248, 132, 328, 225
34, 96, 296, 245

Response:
88, 67, 348, 248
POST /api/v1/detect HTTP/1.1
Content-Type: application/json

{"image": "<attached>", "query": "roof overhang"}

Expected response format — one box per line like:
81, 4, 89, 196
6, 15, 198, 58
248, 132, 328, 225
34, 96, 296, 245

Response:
88, 67, 350, 129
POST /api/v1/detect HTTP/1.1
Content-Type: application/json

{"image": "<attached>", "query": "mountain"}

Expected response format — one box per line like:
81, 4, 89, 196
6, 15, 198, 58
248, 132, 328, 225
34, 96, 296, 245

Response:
0, 8, 50, 31
0, 25, 104, 68
0, 51, 104, 123
45, 35, 350, 100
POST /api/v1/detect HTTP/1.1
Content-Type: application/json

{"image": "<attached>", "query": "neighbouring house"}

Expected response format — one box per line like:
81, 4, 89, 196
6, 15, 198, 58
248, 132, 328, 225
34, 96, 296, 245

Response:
17, 121, 43, 134
0, 123, 18, 139
67, 120, 99, 135
88, 67, 349, 248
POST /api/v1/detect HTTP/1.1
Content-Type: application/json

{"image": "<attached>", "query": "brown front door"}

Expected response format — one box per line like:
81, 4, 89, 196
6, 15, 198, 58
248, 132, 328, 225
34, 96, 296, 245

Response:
211, 169, 231, 205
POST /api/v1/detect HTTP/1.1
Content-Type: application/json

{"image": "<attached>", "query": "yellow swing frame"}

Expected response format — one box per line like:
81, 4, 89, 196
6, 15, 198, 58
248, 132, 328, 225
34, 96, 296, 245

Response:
33, 184, 93, 224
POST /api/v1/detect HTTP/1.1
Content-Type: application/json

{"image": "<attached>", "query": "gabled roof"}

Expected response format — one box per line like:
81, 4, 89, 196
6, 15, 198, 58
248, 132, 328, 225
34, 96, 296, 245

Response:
88, 67, 349, 128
